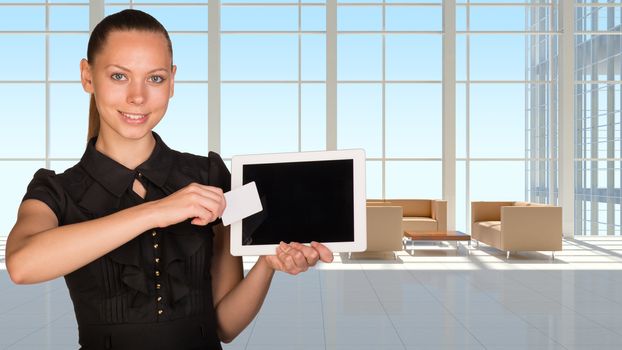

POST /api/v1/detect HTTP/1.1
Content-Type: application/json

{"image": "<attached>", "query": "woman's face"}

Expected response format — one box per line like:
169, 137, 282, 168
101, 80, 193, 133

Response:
80, 30, 176, 141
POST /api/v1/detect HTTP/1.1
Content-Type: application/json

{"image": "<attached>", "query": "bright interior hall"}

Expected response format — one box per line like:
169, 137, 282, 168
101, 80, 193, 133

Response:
2, 0, 622, 349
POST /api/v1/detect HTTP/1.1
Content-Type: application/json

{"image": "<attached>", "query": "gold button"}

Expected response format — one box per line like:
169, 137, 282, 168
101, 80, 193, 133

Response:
155, 258, 160, 264
157, 296, 162, 302
153, 243, 159, 249
156, 283, 161, 290
158, 309, 163, 315
152, 231, 157, 237
155, 270, 160, 277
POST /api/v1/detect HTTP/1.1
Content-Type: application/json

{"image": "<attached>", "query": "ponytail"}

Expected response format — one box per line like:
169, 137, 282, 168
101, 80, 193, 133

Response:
87, 94, 100, 141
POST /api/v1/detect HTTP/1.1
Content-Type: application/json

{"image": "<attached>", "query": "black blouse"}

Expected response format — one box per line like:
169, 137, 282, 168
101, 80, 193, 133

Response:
22, 132, 230, 350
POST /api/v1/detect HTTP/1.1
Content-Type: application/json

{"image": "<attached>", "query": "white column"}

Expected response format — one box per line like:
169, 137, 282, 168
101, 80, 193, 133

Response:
443, 0, 456, 230
208, 0, 221, 153
89, 0, 104, 32
326, 0, 337, 151
559, 1, 575, 238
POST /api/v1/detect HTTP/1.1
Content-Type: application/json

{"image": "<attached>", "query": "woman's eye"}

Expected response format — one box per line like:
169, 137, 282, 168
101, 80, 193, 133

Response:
149, 76, 164, 83
111, 73, 126, 81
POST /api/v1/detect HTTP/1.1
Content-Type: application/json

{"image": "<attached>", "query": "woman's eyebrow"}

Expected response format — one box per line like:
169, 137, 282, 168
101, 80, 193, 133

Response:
105, 64, 169, 74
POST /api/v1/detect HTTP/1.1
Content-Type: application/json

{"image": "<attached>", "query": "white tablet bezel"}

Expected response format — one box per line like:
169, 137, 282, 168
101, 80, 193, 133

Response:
229, 149, 367, 256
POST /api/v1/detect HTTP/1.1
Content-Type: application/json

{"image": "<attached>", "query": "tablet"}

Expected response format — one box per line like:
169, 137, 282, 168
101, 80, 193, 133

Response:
230, 149, 367, 256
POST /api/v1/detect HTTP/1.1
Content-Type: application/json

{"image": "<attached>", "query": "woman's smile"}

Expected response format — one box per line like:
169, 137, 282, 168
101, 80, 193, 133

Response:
118, 110, 149, 124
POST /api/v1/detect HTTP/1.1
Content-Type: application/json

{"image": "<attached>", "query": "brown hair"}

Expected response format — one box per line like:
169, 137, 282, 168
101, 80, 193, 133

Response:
86, 9, 173, 140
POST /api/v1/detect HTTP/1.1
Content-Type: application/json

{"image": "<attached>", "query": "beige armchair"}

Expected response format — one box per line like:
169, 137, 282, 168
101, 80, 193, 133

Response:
349, 206, 403, 260
368, 199, 447, 233
471, 201, 562, 258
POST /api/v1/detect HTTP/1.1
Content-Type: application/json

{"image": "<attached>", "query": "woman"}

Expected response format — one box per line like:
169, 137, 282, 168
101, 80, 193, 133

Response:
5, 9, 333, 350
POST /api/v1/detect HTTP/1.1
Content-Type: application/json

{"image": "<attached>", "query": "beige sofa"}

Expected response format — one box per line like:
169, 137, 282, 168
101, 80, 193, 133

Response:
367, 199, 447, 234
350, 206, 403, 260
471, 201, 562, 258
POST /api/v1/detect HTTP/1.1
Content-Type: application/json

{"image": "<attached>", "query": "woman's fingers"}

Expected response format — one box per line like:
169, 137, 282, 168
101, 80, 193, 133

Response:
277, 243, 299, 273
289, 242, 320, 266
310, 241, 334, 263
185, 184, 226, 217
271, 241, 334, 275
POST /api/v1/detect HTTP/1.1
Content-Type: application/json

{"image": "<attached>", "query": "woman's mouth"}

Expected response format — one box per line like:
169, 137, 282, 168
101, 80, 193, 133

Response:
119, 111, 148, 124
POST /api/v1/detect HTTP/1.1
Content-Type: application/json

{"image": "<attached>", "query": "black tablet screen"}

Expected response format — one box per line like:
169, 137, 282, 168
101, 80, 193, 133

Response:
242, 159, 354, 245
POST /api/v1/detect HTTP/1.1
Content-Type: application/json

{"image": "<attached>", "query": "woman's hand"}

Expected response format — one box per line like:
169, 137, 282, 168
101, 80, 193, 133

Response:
150, 183, 226, 228
261, 241, 334, 275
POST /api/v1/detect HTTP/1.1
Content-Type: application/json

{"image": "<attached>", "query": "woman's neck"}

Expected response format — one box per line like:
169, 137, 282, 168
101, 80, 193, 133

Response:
94, 131, 156, 170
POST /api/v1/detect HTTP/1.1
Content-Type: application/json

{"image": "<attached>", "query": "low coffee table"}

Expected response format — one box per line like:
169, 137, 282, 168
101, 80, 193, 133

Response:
403, 230, 471, 254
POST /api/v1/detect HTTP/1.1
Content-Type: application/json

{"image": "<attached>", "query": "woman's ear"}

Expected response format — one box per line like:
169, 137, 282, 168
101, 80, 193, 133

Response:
80, 59, 94, 94
169, 64, 177, 98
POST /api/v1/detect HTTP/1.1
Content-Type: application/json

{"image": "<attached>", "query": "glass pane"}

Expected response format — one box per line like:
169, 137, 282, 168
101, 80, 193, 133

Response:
134, 6, 208, 31
458, 0, 550, 2
386, 35, 442, 81
170, 34, 208, 81
386, 83, 442, 158
49, 5, 89, 31
222, 0, 320, 3
386, 161, 442, 199
457, 5, 467, 32
50, 160, 80, 173
132, 0, 208, 2
456, 83, 467, 159
337, 35, 382, 81
387, 0, 441, 2
0, 35, 45, 81
221, 6, 297, 31
470, 35, 527, 81
470, 161, 526, 201
0, 84, 45, 158
456, 83, 467, 158
302, 34, 326, 81
456, 160, 467, 232
154, 83, 208, 156
366, 160, 382, 200
0, 161, 46, 241
222, 84, 298, 157
470, 84, 526, 158
385, 6, 442, 32
49, 34, 88, 81
302, 5, 326, 31
576, 34, 622, 82
301, 83, 326, 152
337, 6, 382, 32
337, 84, 382, 158
469, 6, 529, 32
105, 6, 125, 17
0, 6, 45, 31
0, 0, 44, 3
456, 35, 467, 81
222, 35, 298, 81
49, 83, 89, 158
576, 5, 622, 32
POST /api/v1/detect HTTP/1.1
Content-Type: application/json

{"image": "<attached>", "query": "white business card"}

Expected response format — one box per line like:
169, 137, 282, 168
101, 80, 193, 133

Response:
222, 181, 263, 226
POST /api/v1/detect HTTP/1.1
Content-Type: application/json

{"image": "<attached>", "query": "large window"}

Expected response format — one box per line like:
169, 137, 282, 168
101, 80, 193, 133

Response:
220, 0, 326, 158
336, 1, 443, 200
575, 1, 622, 236
0, 1, 90, 260
456, 0, 559, 232
3, 1, 622, 259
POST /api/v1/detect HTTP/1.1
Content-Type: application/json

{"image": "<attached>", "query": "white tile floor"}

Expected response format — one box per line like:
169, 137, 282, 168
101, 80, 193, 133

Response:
2, 237, 622, 349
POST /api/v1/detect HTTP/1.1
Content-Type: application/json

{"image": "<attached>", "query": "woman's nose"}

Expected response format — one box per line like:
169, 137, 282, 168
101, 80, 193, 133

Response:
127, 81, 146, 105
